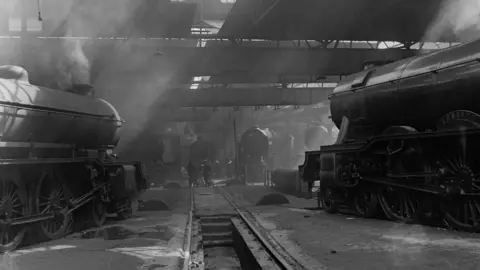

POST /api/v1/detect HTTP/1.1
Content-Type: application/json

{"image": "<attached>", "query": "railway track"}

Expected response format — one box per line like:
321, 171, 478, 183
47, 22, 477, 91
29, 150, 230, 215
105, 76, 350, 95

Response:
183, 186, 313, 270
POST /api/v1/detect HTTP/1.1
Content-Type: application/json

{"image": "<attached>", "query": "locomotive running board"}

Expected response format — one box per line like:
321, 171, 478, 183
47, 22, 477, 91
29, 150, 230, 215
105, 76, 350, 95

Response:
0, 158, 92, 165
320, 128, 480, 153
0, 141, 103, 162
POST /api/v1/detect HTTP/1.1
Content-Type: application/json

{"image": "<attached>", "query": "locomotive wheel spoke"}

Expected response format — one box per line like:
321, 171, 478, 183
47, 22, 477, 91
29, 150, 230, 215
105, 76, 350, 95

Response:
320, 185, 339, 214
378, 188, 420, 223
0, 180, 27, 253
443, 198, 480, 232
353, 188, 379, 218
442, 154, 480, 193
89, 198, 107, 227
36, 175, 71, 240
117, 198, 133, 220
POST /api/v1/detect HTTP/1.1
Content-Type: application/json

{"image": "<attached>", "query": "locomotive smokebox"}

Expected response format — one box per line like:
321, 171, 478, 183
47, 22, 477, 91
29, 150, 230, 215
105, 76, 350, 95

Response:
239, 128, 269, 163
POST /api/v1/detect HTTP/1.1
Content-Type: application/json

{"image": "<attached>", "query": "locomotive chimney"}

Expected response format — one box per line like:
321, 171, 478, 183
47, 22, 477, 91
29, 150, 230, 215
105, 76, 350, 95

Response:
68, 84, 95, 97
0, 65, 30, 83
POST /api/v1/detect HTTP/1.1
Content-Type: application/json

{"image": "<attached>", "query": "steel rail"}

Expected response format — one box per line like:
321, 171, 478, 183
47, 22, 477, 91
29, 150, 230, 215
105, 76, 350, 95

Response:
218, 187, 300, 270
182, 188, 194, 270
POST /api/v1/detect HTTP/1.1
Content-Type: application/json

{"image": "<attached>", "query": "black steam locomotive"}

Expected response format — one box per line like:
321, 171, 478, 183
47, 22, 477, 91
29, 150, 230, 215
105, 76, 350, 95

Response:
0, 66, 148, 251
301, 38, 480, 232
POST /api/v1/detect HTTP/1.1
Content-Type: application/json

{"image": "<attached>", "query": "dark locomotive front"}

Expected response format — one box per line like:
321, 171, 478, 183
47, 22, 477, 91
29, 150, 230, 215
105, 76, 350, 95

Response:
239, 127, 296, 185
238, 127, 270, 184
313, 38, 480, 232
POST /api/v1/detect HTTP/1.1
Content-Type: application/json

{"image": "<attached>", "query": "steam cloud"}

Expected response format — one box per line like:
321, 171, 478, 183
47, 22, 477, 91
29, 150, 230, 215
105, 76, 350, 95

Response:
51, 0, 135, 89
424, 0, 480, 42
55, 36, 90, 89
0, 0, 180, 159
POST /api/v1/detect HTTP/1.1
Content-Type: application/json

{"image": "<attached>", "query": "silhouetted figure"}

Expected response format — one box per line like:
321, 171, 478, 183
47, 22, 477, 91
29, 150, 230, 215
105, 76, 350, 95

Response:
226, 158, 234, 179
181, 166, 188, 180
201, 160, 212, 186
187, 163, 197, 187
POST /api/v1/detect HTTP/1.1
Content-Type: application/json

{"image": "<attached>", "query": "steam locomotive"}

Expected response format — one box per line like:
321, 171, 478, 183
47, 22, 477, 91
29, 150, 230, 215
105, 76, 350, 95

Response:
301, 38, 480, 232
0, 65, 148, 251
189, 137, 213, 168
238, 127, 295, 183
237, 127, 269, 184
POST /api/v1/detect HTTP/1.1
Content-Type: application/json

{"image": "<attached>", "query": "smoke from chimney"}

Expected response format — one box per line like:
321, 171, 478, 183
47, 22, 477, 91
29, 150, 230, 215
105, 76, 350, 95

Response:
424, 0, 480, 42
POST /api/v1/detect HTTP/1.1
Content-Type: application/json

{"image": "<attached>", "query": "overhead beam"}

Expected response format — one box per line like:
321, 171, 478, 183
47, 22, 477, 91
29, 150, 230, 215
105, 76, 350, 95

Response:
1, 38, 419, 78
167, 47, 416, 77
180, 81, 338, 88
87, 42, 419, 76
219, 0, 453, 42
205, 74, 342, 84
2, 0, 197, 38
256, 107, 330, 125
168, 87, 333, 107
156, 108, 213, 122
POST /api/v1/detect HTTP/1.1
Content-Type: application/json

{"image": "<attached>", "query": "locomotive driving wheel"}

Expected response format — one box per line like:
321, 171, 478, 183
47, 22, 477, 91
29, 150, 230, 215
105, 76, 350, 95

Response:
0, 178, 27, 252
117, 198, 133, 220
378, 187, 421, 223
353, 188, 379, 218
36, 173, 71, 240
436, 110, 480, 232
89, 198, 107, 227
320, 185, 339, 214
438, 145, 480, 232
443, 197, 480, 232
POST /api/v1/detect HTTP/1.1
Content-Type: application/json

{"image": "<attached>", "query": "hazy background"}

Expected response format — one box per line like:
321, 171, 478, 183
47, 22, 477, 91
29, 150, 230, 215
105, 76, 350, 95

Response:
1, 0, 480, 165
0, 0, 183, 160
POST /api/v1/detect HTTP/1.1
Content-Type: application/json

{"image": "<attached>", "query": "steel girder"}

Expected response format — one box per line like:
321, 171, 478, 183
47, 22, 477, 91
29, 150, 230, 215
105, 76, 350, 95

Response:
167, 87, 333, 107
0, 37, 417, 81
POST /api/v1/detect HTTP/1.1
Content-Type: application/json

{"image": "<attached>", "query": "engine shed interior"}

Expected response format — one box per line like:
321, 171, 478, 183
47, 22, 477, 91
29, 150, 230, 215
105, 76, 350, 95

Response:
2, 2, 480, 268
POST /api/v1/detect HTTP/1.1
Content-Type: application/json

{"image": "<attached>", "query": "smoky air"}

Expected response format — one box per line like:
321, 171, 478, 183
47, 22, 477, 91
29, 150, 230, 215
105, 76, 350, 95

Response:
0, 0, 180, 159
424, 0, 480, 42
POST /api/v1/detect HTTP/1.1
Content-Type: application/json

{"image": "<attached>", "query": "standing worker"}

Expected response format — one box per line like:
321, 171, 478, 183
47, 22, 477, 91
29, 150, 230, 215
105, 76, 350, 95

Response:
226, 158, 234, 180
187, 162, 197, 187
201, 160, 213, 187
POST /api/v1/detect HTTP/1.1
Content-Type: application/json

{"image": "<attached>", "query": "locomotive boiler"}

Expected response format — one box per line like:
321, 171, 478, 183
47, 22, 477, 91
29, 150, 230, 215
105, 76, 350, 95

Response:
301, 38, 480, 232
0, 66, 148, 251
